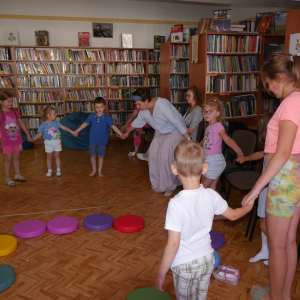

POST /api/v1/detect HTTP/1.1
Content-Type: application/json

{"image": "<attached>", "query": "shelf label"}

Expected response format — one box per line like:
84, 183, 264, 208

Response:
37, 99, 40, 102
31, 84, 35, 88
23, 57, 26, 60
76, 84, 80, 87
43, 71, 47, 74
65, 96, 68, 100
29, 99, 33, 103
4, 84, 8, 88
25, 112, 28, 115
42, 84, 46, 87
25, 71, 28, 74
90, 71, 94, 74
65, 70, 69, 74
84, 84, 87, 87
84, 57, 87, 61
72, 96, 76, 100
37, 70, 41, 74
69, 109, 73, 112
37, 57, 41, 61
89, 84, 93, 87
27, 125, 31, 129
88, 58, 91, 61
80, 71, 84, 74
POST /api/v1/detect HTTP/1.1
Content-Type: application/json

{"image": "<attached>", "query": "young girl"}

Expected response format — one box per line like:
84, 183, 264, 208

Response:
0, 92, 34, 186
236, 112, 273, 266
200, 99, 243, 190
33, 105, 77, 177
242, 52, 300, 300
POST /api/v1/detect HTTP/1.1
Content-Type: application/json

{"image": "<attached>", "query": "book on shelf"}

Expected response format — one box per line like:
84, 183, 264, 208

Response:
108, 88, 131, 99
170, 60, 189, 73
63, 49, 105, 61
0, 76, 14, 88
189, 27, 197, 37
16, 48, 60, 61
275, 11, 289, 35
239, 20, 256, 32
260, 97, 280, 114
17, 75, 62, 88
109, 113, 132, 124
171, 24, 183, 42
0, 47, 11, 60
107, 75, 146, 87
230, 24, 245, 32
18, 91, 63, 102
196, 18, 212, 35
65, 88, 106, 100
150, 87, 160, 98
121, 34, 133, 48
263, 44, 284, 62
171, 44, 189, 58
66, 102, 95, 113
107, 62, 145, 74
63, 63, 105, 75
65, 75, 105, 87
255, 12, 275, 34
148, 63, 160, 74
183, 29, 189, 43
213, 10, 231, 32
108, 101, 134, 111
78, 32, 90, 47
35, 30, 49, 46
20, 103, 64, 116
170, 90, 187, 103
148, 76, 159, 86
170, 74, 189, 88
17, 62, 61, 75
148, 50, 160, 62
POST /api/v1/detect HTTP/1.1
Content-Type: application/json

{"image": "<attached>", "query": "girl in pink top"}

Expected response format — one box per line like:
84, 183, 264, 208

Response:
0, 92, 33, 186
243, 52, 300, 300
200, 99, 243, 190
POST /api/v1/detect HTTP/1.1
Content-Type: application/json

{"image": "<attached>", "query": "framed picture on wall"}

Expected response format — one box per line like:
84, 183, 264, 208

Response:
154, 35, 165, 49
5, 31, 19, 45
92, 23, 113, 38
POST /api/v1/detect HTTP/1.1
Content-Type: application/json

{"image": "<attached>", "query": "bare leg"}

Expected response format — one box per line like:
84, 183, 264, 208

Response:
260, 217, 267, 235
47, 152, 53, 170
134, 145, 139, 153
4, 153, 13, 179
210, 176, 220, 191
90, 156, 96, 177
201, 175, 215, 188
12, 151, 21, 175
98, 156, 104, 177
54, 151, 60, 169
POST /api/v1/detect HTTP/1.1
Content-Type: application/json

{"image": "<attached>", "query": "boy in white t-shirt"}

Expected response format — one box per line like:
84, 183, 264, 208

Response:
154, 140, 255, 300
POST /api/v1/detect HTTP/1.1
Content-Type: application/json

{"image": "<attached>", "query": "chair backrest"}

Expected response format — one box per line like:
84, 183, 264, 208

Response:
228, 130, 257, 158
222, 124, 229, 153
228, 120, 248, 137
196, 119, 205, 143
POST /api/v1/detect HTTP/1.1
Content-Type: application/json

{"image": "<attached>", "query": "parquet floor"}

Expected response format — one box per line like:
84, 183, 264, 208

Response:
0, 140, 299, 300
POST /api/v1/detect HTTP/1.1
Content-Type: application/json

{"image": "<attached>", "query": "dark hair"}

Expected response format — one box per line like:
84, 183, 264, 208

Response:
261, 51, 300, 95
0, 91, 18, 129
95, 97, 106, 105
132, 88, 151, 102
257, 112, 273, 151
187, 86, 203, 106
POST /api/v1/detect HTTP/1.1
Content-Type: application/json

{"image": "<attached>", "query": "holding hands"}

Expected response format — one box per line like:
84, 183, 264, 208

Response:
72, 131, 78, 138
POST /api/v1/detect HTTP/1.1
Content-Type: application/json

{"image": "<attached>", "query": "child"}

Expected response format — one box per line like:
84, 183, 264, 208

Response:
236, 112, 273, 266
74, 97, 123, 177
200, 99, 243, 190
33, 105, 77, 177
154, 140, 255, 299
242, 52, 300, 299
0, 91, 34, 186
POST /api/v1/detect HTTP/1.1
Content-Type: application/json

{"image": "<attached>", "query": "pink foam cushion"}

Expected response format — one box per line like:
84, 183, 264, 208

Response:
13, 220, 47, 239
47, 216, 78, 234
114, 215, 144, 232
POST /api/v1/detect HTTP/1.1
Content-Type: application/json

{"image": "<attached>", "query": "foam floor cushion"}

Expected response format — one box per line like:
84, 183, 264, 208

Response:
127, 287, 172, 300
13, 220, 47, 238
210, 230, 225, 250
0, 235, 17, 257
213, 251, 221, 268
47, 216, 78, 234
114, 215, 145, 233
0, 265, 16, 292
83, 214, 114, 231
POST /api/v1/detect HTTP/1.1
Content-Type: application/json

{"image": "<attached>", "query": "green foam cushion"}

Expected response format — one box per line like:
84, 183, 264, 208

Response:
0, 265, 16, 292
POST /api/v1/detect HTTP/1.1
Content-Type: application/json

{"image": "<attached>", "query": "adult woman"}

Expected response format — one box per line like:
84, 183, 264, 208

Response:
183, 86, 203, 141
122, 88, 190, 196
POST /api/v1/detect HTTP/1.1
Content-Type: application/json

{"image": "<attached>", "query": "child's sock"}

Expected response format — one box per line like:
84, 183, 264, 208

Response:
56, 168, 61, 177
263, 260, 269, 266
249, 231, 269, 262
46, 170, 52, 177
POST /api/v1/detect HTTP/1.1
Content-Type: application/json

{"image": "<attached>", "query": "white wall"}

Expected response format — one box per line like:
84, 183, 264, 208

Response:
0, 0, 285, 47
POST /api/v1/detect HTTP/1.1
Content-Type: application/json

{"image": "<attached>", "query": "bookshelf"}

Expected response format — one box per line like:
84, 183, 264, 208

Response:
160, 42, 189, 115
0, 46, 160, 140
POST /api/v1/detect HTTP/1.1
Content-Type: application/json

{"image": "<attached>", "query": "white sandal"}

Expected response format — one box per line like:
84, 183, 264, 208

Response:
128, 151, 136, 157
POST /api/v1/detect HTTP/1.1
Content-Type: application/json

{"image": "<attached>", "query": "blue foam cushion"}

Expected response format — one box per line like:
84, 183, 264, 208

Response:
0, 265, 16, 292
61, 112, 90, 150
22, 134, 34, 150
213, 251, 221, 268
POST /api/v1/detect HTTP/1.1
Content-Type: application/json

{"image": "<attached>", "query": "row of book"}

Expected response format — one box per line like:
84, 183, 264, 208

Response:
206, 74, 258, 93
108, 88, 131, 99
107, 75, 146, 87
170, 90, 187, 103
196, 18, 212, 35
148, 64, 160, 74
148, 50, 160, 62
109, 113, 131, 124
263, 44, 284, 63
17, 75, 62, 88
17, 63, 61, 75
108, 101, 135, 111
66, 102, 95, 113
170, 60, 189, 73
260, 98, 280, 114
0, 76, 14, 88
207, 55, 259, 74
148, 76, 159, 86
65, 76, 105, 87
65, 89, 106, 100
22, 117, 63, 129
20, 103, 64, 115
173, 104, 188, 116
0, 63, 11, 74
207, 35, 261, 53
18, 91, 63, 102
13, 97, 17, 107
107, 63, 145, 74
16, 49, 61, 61
0, 47, 11, 60
150, 87, 160, 98
107, 50, 146, 61
170, 75, 189, 88
171, 44, 189, 58
63, 63, 105, 74
62, 49, 105, 61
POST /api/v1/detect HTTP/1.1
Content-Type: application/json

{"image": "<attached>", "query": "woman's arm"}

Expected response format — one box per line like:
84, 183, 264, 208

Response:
236, 151, 264, 164
121, 109, 138, 132
122, 125, 137, 139
219, 130, 243, 157
18, 119, 34, 142
242, 120, 297, 206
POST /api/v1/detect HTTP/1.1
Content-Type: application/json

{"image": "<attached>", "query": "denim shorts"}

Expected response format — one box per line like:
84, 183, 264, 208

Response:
204, 154, 226, 180
89, 144, 106, 157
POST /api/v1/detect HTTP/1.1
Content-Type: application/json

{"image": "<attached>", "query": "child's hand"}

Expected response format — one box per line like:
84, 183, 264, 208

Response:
236, 156, 246, 164
122, 132, 129, 140
237, 150, 244, 157
242, 189, 260, 207
72, 131, 78, 137
28, 136, 34, 143
119, 133, 124, 139
120, 125, 126, 133
154, 272, 165, 292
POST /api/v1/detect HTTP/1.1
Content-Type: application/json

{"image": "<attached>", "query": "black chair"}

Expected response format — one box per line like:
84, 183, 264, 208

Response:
141, 127, 155, 152
227, 120, 248, 137
196, 119, 205, 143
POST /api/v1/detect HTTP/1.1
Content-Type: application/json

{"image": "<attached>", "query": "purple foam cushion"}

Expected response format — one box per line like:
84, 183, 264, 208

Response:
210, 230, 225, 250
83, 214, 114, 231
47, 216, 78, 234
13, 220, 47, 239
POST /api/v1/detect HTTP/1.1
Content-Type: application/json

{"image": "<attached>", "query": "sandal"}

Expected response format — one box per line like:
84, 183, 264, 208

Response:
14, 174, 26, 182
250, 285, 270, 300
217, 264, 240, 278
212, 269, 239, 285
128, 151, 136, 157
6, 178, 16, 187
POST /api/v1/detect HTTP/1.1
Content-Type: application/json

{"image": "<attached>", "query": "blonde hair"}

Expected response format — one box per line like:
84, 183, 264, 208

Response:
40, 105, 55, 120
174, 140, 205, 177
203, 99, 224, 123
0, 91, 18, 130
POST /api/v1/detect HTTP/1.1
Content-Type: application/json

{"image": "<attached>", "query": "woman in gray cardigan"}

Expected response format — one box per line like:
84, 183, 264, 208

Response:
183, 86, 203, 141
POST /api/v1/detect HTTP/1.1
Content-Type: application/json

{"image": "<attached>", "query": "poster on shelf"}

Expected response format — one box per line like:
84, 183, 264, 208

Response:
78, 32, 90, 47
289, 33, 300, 55
4, 31, 19, 45
92, 23, 113, 38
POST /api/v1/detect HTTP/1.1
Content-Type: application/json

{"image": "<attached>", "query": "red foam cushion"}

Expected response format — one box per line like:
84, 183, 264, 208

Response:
114, 215, 144, 232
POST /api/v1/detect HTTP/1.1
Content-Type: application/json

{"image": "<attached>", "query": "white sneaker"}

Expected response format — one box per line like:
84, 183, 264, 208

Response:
128, 151, 136, 157
46, 171, 52, 177
137, 153, 148, 161
164, 189, 175, 196
56, 171, 61, 177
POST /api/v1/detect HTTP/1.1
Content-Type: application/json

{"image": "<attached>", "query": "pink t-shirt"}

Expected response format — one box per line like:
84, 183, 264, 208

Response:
203, 122, 224, 156
0, 110, 23, 147
265, 92, 300, 154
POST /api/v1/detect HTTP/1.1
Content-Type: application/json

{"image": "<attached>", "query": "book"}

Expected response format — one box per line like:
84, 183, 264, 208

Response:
189, 27, 197, 37
78, 32, 90, 47
196, 18, 212, 35
255, 12, 275, 34
183, 29, 189, 43
171, 24, 183, 42
275, 11, 289, 34
213, 10, 231, 32
231, 25, 246, 32
121, 33, 133, 48
35, 30, 49, 46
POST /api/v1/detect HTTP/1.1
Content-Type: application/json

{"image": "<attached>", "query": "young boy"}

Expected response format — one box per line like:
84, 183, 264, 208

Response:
154, 140, 255, 299
75, 97, 123, 177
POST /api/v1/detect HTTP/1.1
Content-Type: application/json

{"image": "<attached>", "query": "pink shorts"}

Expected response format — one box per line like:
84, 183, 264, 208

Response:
2, 144, 23, 155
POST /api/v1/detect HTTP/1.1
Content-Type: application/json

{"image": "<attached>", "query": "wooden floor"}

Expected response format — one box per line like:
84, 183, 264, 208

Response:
0, 140, 299, 300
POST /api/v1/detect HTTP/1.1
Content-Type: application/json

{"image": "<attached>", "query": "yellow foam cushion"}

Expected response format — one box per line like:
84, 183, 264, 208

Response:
0, 235, 17, 257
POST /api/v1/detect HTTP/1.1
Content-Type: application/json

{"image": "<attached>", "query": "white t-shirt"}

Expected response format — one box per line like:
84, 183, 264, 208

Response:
165, 185, 228, 267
